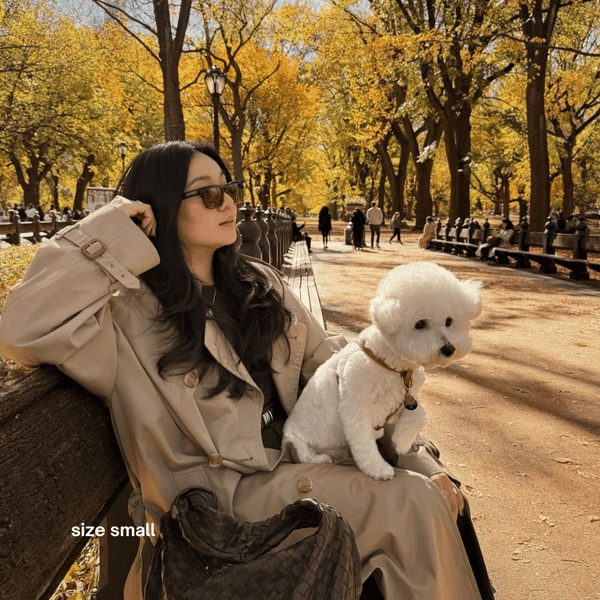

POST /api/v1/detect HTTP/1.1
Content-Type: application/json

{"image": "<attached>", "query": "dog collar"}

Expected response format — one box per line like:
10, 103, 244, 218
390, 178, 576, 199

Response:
354, 338, 418, 411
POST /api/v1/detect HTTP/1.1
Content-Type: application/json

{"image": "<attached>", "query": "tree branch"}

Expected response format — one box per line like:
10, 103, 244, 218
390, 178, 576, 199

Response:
89, 0, 160, 62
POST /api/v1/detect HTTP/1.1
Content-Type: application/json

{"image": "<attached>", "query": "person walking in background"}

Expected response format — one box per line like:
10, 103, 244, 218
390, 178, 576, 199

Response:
318, 206, 332, 248
366, 201, 383, 248
350, 207, 366, 250
418, 216, 436, 249
389, 211, 404, 244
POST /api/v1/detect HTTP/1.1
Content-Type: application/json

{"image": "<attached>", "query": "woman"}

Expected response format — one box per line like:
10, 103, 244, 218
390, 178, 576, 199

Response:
389, 211, 403, 244
477, 217, 514, 261
0, 141, 491, 600
318, 205, 332, 248
350, 207, 366, 250
291, 216, 311, 251
418, 216, 436, 249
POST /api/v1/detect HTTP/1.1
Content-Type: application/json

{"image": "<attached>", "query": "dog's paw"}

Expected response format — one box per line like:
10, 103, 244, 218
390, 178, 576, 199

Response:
362, 462, 395, 481
311, 453, 333, 464
283, 439, 333, 465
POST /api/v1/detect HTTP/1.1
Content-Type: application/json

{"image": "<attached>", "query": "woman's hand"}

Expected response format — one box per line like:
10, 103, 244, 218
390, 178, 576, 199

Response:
113, 197, 157, 237
430, 472, 464, 519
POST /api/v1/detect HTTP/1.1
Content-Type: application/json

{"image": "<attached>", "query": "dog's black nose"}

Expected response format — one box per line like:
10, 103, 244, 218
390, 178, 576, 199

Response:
440, 343, 455, 357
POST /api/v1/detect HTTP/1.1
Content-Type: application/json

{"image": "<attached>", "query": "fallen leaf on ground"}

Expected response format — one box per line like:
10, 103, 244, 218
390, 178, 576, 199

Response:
540, 515, 556, 527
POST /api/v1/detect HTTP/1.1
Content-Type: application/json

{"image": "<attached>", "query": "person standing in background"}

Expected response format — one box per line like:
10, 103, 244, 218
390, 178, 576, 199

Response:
366, 201, 383, 248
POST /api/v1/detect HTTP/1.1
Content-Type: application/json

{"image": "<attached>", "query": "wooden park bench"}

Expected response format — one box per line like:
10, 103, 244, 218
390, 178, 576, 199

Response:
429, 217, 600, 281
0, 214, 72, 246
491, 230, 600, 280
0, 366, 130, 600
0, 226, 330, 600
429, 218, 485, 257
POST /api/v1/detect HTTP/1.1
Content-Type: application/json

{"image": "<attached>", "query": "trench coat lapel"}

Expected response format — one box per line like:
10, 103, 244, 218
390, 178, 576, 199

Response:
271, 322, 306, 415
203, 319, 257, 389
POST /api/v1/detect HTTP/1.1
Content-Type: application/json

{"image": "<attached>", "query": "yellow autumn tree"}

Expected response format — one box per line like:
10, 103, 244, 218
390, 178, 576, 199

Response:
0, 2, 159, 209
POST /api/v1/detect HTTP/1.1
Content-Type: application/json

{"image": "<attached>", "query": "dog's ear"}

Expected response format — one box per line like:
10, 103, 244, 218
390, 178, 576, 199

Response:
370, 296, 404, 334
460, 279, 483, 319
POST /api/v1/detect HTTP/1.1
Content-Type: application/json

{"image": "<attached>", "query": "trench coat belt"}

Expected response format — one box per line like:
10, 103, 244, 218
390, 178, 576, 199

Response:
60, 227, 140, 289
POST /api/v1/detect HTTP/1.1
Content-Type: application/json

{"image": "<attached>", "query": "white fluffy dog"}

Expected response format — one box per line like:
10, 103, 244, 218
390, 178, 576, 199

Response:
282, 262, 482, 480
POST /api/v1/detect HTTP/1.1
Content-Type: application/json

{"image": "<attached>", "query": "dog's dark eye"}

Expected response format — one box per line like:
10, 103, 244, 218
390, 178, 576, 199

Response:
445, 317, 453, 327
415, 320, 426, 330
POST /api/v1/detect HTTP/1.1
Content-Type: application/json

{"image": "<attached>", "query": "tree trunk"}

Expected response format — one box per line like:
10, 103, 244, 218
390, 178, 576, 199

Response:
443, 114, 460, 221
73, 154, 95, 212
10, 152, 46, 207
230, 127, 244, 182
52, 174, 60, 211
391, 123, 410, 218
443, 108, 472, 223
560, 143, 574, 217
378, 170, 387, 210
525, 66, 551, 231
494, 168, 511, 218
414, 159, 434, 227
521, 0, 560, 231
23, 185, 39, 207
162, 67, 185, 141
456, 106, 472, 220
376, 134, 402, 215
153, 0, 191, 141
400, 108, 441, 228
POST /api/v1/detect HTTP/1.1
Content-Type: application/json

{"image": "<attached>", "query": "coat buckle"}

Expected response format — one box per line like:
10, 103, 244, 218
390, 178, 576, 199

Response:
81, 239, 106, 260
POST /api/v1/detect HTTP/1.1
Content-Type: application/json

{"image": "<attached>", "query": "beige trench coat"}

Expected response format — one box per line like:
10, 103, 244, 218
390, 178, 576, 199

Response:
0, 199, 482, 600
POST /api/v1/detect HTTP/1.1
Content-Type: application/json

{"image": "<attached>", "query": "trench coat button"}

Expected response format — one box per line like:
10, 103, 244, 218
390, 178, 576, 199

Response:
208, 453, 223, 467
184, 370, 199, 387
297, 477, 314, 493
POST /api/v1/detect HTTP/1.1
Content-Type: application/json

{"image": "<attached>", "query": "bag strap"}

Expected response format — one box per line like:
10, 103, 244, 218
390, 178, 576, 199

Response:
173, 489, 329, 563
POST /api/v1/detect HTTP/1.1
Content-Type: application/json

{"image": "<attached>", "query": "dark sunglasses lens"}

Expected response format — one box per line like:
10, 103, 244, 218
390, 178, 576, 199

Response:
226, 182, 242, 203
201, 186, 224, 209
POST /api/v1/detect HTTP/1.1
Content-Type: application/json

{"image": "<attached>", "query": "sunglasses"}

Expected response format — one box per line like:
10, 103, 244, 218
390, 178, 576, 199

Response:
182, 180, 244, 208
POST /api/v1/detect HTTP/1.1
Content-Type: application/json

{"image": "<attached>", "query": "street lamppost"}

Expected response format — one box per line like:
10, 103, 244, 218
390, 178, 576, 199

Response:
117, 141, 128, 175
204, 65, 226, 153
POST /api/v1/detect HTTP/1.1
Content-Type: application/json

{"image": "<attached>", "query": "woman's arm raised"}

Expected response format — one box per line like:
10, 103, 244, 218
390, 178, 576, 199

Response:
0, 197, 159, 397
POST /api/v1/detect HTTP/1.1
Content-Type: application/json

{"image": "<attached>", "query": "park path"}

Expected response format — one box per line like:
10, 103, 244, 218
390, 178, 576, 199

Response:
305, 226, 600, 600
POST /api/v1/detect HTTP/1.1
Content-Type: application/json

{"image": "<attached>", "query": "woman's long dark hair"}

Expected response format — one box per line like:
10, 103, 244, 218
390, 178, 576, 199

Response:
116, 140, 292, 398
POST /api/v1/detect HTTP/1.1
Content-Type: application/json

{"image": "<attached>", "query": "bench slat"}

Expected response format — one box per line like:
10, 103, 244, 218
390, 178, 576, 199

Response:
281, 241, 325, 330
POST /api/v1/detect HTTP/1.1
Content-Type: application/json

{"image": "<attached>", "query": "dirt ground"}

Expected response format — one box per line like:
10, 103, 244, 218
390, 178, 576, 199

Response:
303, 219, 600, 600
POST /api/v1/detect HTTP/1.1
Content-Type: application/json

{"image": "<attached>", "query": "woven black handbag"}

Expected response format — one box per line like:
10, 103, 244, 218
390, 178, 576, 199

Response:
144, 486, 362, 600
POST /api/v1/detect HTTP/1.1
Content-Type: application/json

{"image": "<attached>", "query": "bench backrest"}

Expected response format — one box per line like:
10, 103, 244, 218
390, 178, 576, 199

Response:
0, 367, 127, 600
438, 227, 600, 253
